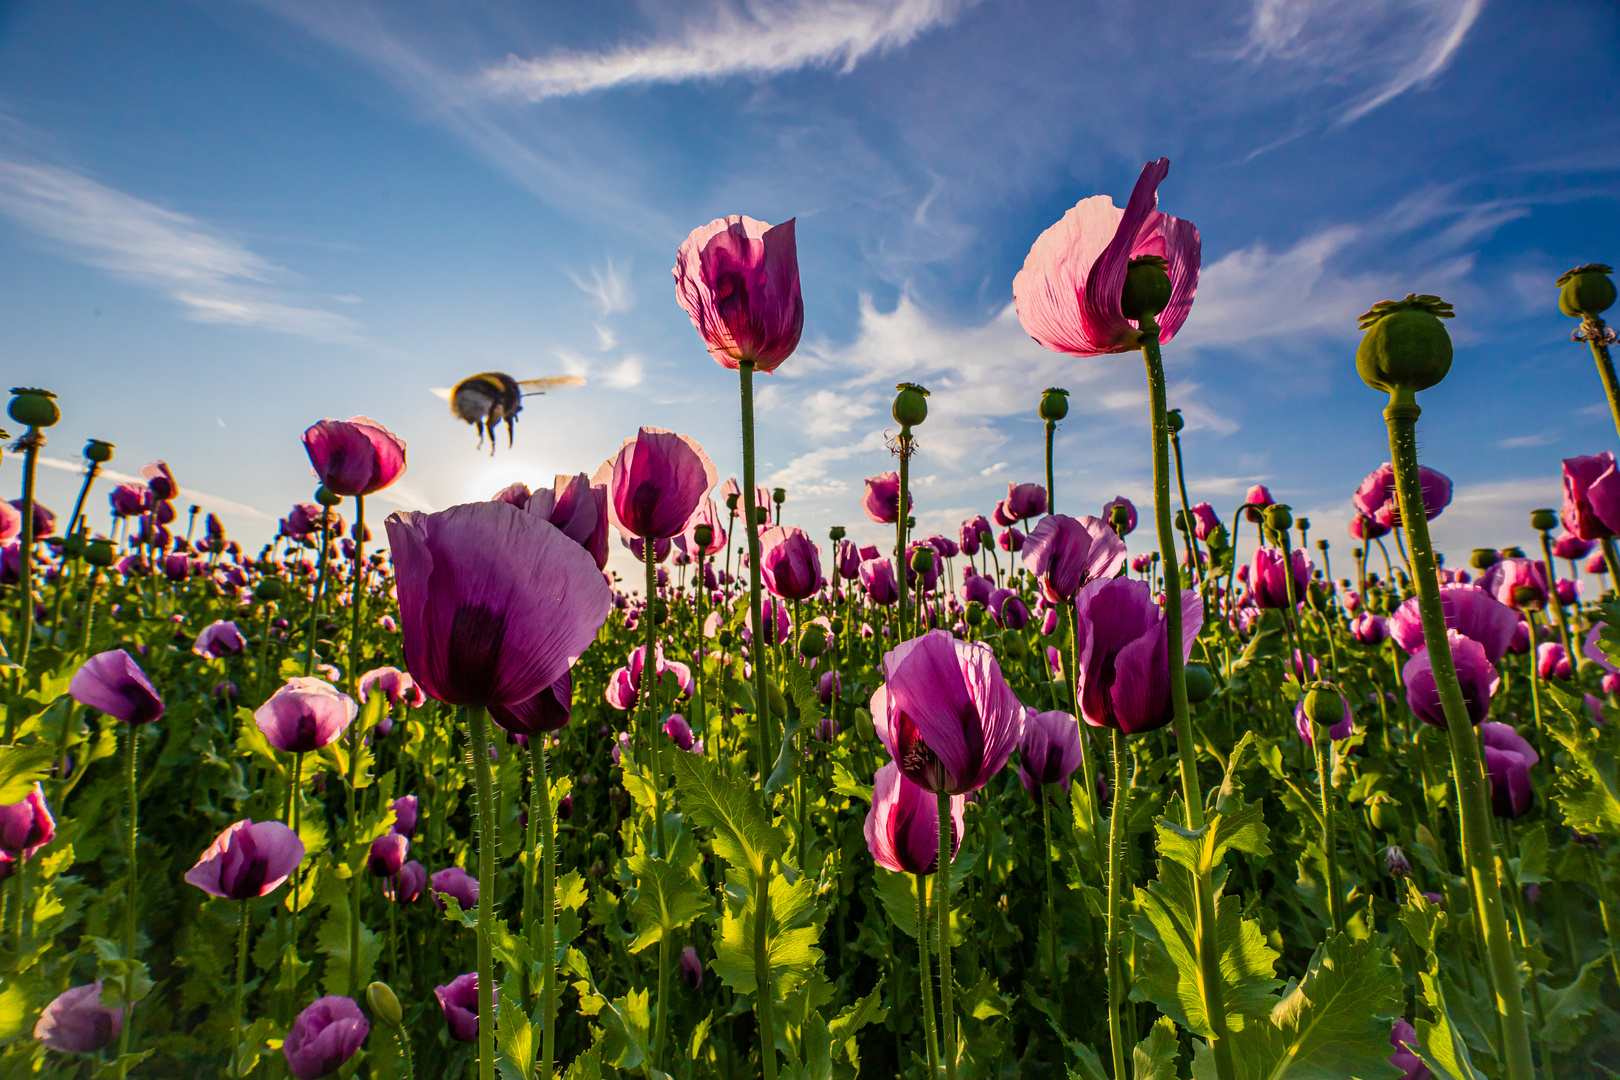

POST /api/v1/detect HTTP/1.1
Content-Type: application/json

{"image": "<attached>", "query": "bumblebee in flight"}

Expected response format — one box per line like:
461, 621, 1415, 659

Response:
430, 372, 585, 454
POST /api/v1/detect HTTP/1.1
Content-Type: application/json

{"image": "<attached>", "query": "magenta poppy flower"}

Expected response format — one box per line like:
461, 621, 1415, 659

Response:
1020, 514, 1127, 603
1018, 709, 1084, 794
1243, 485, 1274, 523
1098, 496, 1136, 536
33, 983, 123, 1054
256, 677, 356, 753
1189, 502, 1221, 540
357, 667, 424, 709
593, 427, 718, 542
367, 832, 408, 878
673, 215, 803, 373
69, 649, 165, 726
1538, 642, 1571, 680
0, 784, 55, 861
1388, 1019, 1432, 1080
302, 416, 407, 499
1477, 558, 1549, 611
1013, 158, 1199, 356
997, 527, 1024, 553
864, 761, 965, 875
680, 497, 728, 559
1072, 577, 1203, 735
603, 645, 691, 712
1041, 607, 1060, 636
436, 974, 488, 1044
388, 860, 426, 903
108, 483, 153, 518
192, 619, 247, 658
627, 536, 673, 564
1249, 546, 1312, 609
1588, 552, 1609, 574
1562, 452, 1620, 540
991, 500, 1016, 528
862, 472, 912, 525
928, 534, 959, 561
1481, 722, 1538, 819
663, 714, 696, 752
8, 499, 55, 538
680, 946, 704, 990
1005, 483, 1047, 521
284, 996, 369, 1080
818, 670, 841, 707
140, 461, 178, 502
385, 795, 419, 839
524, 472, 611, 571
1131, 554, 1154, 575
386, 500, 611, 708
1402, 630, 1499, 728
834, 539, 861, 579
490, 670, 573, 737
959, 515, 990, 556
1388, 585, 1518, 663
759, 526, 823, 601
960, 572, 992, 607
1350, 514, 1392, 541
1352, 463, 1453, 530
162, 552, 192, 581
1351, 613, 1388, 645
0, 503, 19, 546
1553, 533, 1595, 560
859, 557, 898, 606
184, 819, 305, 899
870, 629, 1025, 795
430, 867, 478, 912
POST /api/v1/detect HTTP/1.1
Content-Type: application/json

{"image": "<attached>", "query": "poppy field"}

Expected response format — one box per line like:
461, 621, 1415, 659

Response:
8, 160, 1620, 1080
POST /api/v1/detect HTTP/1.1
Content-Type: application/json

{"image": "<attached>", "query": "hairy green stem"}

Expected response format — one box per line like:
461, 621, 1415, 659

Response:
467, 706, 497, 1080
303, 518, 331, 678
1106, 729, 1129, 1080
118, 725, 139, 1076
233, 898, 249, 1078
936, 791, 956, 1080
534, 741, 556, 1080
739, 363, 772, 798
915, 872, 940, 1073
897, 429, 912, 633
1585, 322, 1620, 445
1041, 791, 1059, 989
1045, 420, 1057, 516
753, 862, 777, 1080
1383, 394, 1535, 1080
1066, 607, 1104, 877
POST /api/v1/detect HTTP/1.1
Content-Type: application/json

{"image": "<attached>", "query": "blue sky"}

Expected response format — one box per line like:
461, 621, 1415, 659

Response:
2, 0, 1617, 580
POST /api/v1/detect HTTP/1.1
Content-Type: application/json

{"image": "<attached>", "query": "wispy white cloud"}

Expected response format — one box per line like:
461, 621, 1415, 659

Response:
28, 457, 270, 520
0, 158, 365, 343
482, 0, 970, 101
1244, 0, 1483, 123
1499, 432, 1555, 449
570, 257, 633, 316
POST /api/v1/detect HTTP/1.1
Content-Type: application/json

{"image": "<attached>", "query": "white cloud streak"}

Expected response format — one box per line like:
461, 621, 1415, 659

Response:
0, 158, 365, 343
482, 0, 970, 101
29, 457, 270, 520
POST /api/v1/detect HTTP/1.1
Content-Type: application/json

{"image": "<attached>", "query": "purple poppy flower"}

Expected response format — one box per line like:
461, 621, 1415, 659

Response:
1100, 496, 1137, 535
1351, 613, 1388, 645
1072, 577, 1202, 735
959, 515, 990, 556
594, 427, 718, 542
368, 832, 408, 877
523, 472, 611, 571
833, 539, 861, 579
1243, 484, 1274, 523
1402, 630, 1499, 728
303, 416, 407, 499
387, 860, 427, 903
1020, 514, 1127, 603
960, 572, 993, 607
358, 667, 426, 708
1553, 533, 1595, 560
1005, 482, 1047, 521
674, 215, 803, 373
1353, 463, 1452, 530
33, 983, 123, 1054
998, 527, 1025, 553
139, 461, 177, 502
862, 472, 912, 525
859, 557, 899, 606
1538, 642, 1571, 680
870, 629, 1025, 795
1250, 546, 1312, 609
390, 795, 419, 838
0, 784, 55, 861
184, 819, 305, 899
663, 714, 696, 751
69, 649, 165, 725
1018, 709, 1084, 794
430, 867, 478, 912
864, 761, 965, 875
1389, 1019, 1433, 1080
192, 619, 247, 659
255, 677, 356, 754
284, 996, 369, 1080
818, 670, 841, 707
1477, 558, 1550, 612
386, 500, 612, 708
109, 483, 153, 518
1189, 502, 1221, 540
1481, 722, 1539, 819
989, 589, 1031, 630
1388, 585, 1518, 664
679, 946, 704, 990
435, 973, 486, 1043
1562, 452, 1620, 540
490, 670, 574, 738
759, 526, 823, 601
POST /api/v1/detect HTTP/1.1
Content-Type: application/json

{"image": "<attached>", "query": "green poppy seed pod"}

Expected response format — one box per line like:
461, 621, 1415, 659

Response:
1039, 387, 1070, 423
1183, 663, 1215, 704
909, 546, 935, 574
84, 438, 115, 463
966, 600, 985, 626
1303, 682, 1346, 728
1315, 539, 1329, 552
315, 485, 344, 508
1511, 585, 1543, 610
829, 525, 846, 542
1501, 546, 1527, 559
8, 387, 59, 429
366, 982, 403, 1027
1557, 264, 1616, 319
855, 707, 875, 742
1296, 517, 1311, 531
725, 493, 740, 511
829, 617, 844, 636
718, 629, 734, 648
1108, 505, 1131, 535
692, 524, 713, 549
1367, 794, 1401, 834
255, 579, 285, 601
798, 624, 828, 658
84, 538, 116, 568
892, 382, 930, 427
1355, 294, 1455, 395
1530, 508, 1558, 532
772, 487, 786, 506
1264, 503, 1293, 534
1469, 548, 1497, 570
1120, 255, 1172, 321
1166, 408, 1185, 434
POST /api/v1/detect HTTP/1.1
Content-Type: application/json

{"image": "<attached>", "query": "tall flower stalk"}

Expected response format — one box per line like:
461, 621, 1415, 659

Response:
7, 388, 59, 680
1559, 265, 1620, 441
1357, 293, 1535, 1080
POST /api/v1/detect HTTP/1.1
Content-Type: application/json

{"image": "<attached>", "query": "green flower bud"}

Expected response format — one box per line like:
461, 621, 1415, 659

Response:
772, 487, 786, 506
84, 439, 115, 463
892, 382, 930, 427
1038, 387, 1070, 423
84, 538, 116, 568
315, 485, 344, 508
718, 629, 734, 648
1183, 663, 1215, 704
1366, 793, 1401, 834
1355, 294, 1455, 395
1511, 585, 1543, 610
725, 493, 740, 511
1263, 503, 1293, 534
829, 525, 846, 542
366, 982, 403, 1027
1529, 508, 1558, 532
909, 546, 935, 574
1120, 255, 1172, 321
8, 387, 59, 429
1166, 407, 1185, 433
828, 617, 844, 636
798, 624, 828, 658
1469, 548, 1498, 570
1302, 682, 1346, 729
965, 600, 984, 626
1557, 264, 1616, 319
855, 707, 875, 742
1500, 546, 1527, 559
255, 579, 285, 601
692, 524, 713, 549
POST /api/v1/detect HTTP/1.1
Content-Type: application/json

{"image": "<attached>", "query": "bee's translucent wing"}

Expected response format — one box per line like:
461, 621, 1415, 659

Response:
429, 387, 454, 402
516, 376, 586, 395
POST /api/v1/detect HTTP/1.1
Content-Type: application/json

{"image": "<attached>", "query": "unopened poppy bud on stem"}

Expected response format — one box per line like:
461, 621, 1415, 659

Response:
798, 625, 828, 658
366, 982, 403, 1027
1183, 663, 1215, 704
1303, 682, 1346, 728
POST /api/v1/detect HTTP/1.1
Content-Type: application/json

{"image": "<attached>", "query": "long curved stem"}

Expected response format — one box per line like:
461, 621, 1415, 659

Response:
14, 432, 40, 678
1312, 721, 1343, 934
1141, 322, 1232, 1080
467, 706, 497, 1080
1106, 729, 1130, 1080
915, 871, 940, 1073
1383, 394, 1535, 1080
303, 520, 331, 678
1171, 430, 1203, 585
1066, 607, 1103, 877
1041, 792, 1059, 989
346, 499, 367, 995
118, 725, 139, 1076
936, 791, 956, 1080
